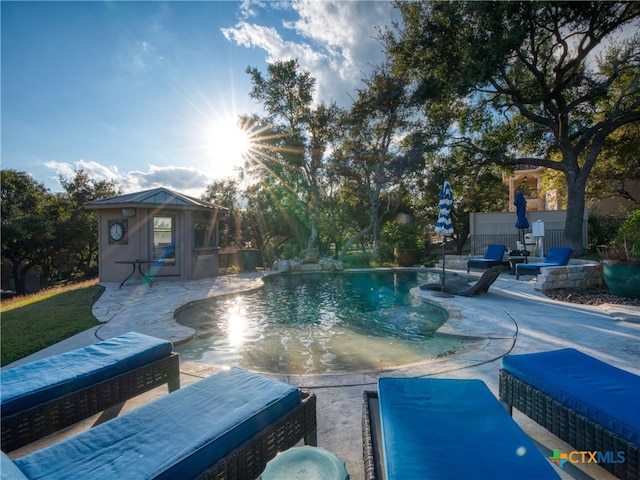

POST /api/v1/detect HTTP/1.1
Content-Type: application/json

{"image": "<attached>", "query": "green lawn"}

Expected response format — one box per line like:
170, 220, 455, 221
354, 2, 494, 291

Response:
1, 280, 103, 366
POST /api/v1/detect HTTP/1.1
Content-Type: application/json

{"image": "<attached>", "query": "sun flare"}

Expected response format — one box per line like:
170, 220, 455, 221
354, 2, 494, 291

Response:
207, 119, 253, 175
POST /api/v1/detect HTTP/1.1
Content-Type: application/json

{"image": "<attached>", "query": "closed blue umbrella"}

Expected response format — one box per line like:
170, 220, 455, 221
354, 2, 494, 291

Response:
434, 181, 454, 295
435, 180, 454, 236
514, 191, 529, 259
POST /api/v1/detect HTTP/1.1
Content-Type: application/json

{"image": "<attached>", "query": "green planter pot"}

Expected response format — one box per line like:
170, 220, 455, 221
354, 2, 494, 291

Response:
601, 261, 640, 299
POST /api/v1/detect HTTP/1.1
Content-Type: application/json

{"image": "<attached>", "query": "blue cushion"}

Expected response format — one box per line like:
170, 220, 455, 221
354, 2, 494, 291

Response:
378, 378, 559, 479
14, 368, 301, 480
484, 244, 506, 260
544, 247, 572, 264
1, 332, 173, 418
1, 451, 28, 480
502, 349, 640, 445
468, 258, 502, 267
517, 247, 573, 274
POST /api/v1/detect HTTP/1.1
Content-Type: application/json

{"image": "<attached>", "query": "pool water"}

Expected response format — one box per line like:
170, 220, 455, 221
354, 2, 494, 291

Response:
175, 270, 476, 374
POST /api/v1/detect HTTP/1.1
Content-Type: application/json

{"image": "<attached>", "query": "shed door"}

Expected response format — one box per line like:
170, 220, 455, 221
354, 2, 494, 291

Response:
151, 215, 180, 276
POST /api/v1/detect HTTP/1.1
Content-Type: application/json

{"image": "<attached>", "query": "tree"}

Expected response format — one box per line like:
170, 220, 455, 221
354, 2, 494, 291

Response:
56, 170, 120, 280
202, 178, 241, 248
329, 66, 424, 261
415, 149, 510, 255
1, 169, 119, 294
245, 59, 339, 254
1, 170, 56, 293
384, 1, 640, 254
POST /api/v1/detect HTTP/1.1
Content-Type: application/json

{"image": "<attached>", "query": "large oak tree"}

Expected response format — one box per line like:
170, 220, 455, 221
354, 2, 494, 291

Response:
384, 1, 640, 253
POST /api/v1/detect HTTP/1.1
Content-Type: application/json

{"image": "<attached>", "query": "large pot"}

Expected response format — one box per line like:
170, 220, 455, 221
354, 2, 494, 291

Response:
601, 260, 640, 299
394, 248, 418, 267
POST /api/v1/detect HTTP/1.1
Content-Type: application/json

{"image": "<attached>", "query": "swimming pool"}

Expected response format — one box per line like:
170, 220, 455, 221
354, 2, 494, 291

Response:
175, 270, 476, 374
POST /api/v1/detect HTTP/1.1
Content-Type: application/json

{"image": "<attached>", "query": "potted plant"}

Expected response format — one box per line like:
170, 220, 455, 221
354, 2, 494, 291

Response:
385, 220, 420, 267
599, 209, 640, 299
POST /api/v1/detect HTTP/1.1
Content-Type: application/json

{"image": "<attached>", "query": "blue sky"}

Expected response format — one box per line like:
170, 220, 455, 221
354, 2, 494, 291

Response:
2, 1, 398, 196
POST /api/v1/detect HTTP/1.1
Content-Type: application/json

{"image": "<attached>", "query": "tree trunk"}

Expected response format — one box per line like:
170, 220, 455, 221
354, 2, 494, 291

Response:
12, 262, 27, 295
338, 225, 373, 261
563, 168, 588, 256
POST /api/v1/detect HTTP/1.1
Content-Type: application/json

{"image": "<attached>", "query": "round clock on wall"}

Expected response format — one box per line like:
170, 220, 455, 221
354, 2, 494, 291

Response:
108, 220, 127, 244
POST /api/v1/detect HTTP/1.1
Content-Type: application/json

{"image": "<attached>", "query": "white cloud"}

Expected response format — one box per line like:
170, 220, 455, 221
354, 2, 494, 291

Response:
45, 159, 123, 184
222, 1, 398, 106
45, 160, 213, 198
130, 165, 211, 192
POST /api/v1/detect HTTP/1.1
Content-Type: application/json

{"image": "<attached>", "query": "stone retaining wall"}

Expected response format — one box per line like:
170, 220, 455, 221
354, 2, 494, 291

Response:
534, 262, 600, 291
438, 255, 599, 291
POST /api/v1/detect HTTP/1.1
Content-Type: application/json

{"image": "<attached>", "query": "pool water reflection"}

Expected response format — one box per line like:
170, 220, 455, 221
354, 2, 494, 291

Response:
175, 270, 476, 374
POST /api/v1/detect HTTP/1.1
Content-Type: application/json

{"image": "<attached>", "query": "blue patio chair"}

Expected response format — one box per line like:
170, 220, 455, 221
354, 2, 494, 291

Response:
467, 244, 506, 272
515, 247, 573, 279
362, 378, 560, 480
2, 368, 317, 480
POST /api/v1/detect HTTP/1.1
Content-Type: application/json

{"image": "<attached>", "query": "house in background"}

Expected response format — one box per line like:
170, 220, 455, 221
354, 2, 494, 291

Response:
505, 166, 639, 217
504, 165, 548, 212
85, 188, 226, 285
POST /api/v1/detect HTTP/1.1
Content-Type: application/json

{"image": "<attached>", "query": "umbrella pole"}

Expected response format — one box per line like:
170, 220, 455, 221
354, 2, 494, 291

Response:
432, 237, 454, 298
441, 240, 446, 292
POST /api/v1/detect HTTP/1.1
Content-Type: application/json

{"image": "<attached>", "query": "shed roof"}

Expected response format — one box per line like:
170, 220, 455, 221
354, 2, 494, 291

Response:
84, 187, 226, 211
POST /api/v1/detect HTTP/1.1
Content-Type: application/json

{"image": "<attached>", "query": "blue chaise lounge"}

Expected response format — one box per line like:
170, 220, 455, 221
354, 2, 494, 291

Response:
1, 332, 180, 452
467, 244, 506, 273
500, 348, 640, 480
515, 247, 572, 279
2, 368, 317, 480
362, 378, 559, 480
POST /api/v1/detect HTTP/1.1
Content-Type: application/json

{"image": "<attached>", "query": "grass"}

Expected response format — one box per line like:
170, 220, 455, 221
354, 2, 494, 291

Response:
0, 279, 103, 366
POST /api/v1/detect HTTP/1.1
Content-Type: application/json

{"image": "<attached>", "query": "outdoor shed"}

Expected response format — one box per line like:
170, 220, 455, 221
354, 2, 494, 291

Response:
85, 187, 226, 285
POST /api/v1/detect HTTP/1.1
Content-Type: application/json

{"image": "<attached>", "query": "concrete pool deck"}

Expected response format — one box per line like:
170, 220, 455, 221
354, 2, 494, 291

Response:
6, 268, 640, 479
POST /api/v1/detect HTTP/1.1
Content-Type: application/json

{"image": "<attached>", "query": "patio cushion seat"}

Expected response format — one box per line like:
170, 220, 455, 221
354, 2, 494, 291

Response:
0, 332, 173, 418
377, 378, 559, 479
467, 244, 506, 272
515, 247, 572, 279
501, 348, 640, 445
9, 368, 301, 480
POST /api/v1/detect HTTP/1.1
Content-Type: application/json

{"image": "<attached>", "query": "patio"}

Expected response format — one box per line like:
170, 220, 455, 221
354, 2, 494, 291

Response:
6, 269, 640, 480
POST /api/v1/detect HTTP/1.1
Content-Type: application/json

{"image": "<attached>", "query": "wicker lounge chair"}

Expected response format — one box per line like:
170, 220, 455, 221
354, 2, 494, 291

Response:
515, 247, 572, 279
499, 349, 640, 479
3, 368, 317, 480
419, 265, 504, 296
362, 378, 559, 480
1, 332, 180, 452
467, 244, 506, 272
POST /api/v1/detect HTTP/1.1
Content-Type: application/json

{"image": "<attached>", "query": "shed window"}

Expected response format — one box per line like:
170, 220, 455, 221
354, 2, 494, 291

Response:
153, 216, 175, 265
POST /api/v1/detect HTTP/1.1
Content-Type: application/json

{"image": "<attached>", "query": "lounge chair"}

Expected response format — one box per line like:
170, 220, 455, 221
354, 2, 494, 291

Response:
466, 244, 506, 272
515, 247, 572, 279
1, 332, 180, 452
419, 265, 504, 296
362, 378, 559, 480
2, 368, 317, 480
499, 349, 640, 479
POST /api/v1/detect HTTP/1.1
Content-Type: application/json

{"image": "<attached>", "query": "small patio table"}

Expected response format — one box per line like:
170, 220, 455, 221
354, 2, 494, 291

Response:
508, 256, 527, 275
115, 259, 155, 288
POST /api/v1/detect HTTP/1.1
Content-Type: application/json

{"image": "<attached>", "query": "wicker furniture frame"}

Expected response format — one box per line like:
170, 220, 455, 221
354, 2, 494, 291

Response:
2, 352, 180, 452
362, 391, 384, 480
194, 391, 317, 480
499, 369, 639, 480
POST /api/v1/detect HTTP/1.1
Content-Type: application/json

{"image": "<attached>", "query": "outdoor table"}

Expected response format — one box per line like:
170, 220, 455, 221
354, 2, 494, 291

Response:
508, 256, 528, 275
260, 446, 349, 480
115, 259, 155, 288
